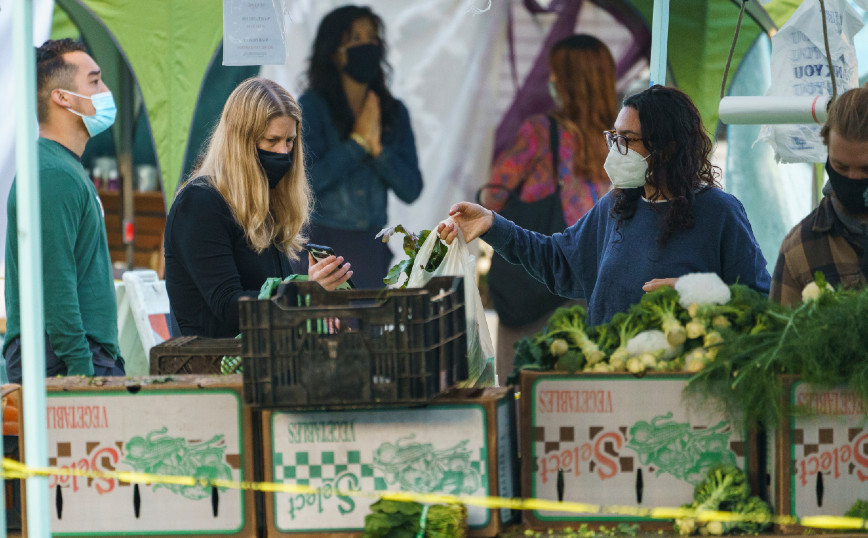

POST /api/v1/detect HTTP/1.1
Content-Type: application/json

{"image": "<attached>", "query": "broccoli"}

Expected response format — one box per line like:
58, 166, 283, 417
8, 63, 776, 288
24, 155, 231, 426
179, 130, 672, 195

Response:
844, 499, 868, 532
636, 287, 687, 347
674, 464, 772, 535
507, 306, 596, 381
700, 496, 772, 535
605, 312, 643, 371
543, 305, 604, 365
674, 503, 698, 536
729, 495, 773, 534
693, 464, 750, 512
845, 499, 868, 519
509, 337, 556, 384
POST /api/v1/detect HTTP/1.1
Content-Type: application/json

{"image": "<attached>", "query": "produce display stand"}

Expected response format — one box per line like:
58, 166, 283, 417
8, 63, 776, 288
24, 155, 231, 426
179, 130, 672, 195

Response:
19, 375, 256, 537
771, 376, 868, 533
3, 385, 23, 530
149, 336, 241, 375
520, 371, 756, 531
258, 387, 519, 537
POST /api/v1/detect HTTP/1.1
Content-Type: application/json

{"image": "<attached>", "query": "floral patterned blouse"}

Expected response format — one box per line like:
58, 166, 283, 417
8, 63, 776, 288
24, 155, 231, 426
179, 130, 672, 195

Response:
484, 114, 610, 226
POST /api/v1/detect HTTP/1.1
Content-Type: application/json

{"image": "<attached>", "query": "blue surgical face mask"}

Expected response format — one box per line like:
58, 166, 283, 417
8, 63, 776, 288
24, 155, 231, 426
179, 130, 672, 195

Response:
58, 89, 117, 137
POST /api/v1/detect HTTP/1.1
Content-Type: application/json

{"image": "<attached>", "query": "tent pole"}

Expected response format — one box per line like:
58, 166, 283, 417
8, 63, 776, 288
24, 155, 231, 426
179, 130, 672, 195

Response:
13, 0, 51, 536
118, 57, 135, 270
649, 0, 670, 86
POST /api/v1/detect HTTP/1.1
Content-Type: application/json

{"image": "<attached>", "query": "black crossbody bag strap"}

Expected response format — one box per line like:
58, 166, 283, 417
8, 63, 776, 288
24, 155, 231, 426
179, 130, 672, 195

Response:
549, 114, 562, 192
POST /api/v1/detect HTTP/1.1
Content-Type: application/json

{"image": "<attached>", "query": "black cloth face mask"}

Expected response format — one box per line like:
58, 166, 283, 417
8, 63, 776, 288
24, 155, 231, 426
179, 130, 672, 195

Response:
257, 148, 292, 189
343, 43, 381, 84
827, 159, 868, 215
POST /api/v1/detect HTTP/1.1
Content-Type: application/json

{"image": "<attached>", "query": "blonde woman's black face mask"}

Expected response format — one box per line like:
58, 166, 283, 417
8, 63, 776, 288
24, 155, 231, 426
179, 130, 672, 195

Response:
257, 148, 292, 189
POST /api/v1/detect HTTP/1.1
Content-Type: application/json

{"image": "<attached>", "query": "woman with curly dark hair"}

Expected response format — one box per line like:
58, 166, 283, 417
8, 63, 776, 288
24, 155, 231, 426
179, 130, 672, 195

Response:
299, 5, 422, 288
439, 85, 770, 327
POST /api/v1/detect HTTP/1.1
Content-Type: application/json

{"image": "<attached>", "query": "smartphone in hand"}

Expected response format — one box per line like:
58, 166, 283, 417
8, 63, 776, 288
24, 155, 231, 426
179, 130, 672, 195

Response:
303, 243, 355, 288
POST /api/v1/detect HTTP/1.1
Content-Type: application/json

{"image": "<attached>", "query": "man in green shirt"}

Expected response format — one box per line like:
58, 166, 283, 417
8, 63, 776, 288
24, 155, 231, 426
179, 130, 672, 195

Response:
4, 39, 124, 382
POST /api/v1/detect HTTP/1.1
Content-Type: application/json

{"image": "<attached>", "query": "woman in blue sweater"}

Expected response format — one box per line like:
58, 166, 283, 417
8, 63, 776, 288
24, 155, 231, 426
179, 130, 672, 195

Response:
300, 5, 423, 289
439, 85, 771, 326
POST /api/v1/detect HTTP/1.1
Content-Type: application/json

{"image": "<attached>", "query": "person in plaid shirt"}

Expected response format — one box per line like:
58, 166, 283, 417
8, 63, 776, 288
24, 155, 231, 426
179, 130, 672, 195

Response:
770, 85, 868, 307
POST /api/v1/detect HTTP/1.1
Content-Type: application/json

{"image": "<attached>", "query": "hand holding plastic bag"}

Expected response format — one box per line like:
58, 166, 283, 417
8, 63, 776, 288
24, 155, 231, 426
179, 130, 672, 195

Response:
408, 219, 495, 386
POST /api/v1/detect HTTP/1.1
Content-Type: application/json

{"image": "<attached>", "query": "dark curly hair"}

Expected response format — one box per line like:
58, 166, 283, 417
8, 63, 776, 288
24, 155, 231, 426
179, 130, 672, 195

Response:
35, 38, 86, 123
304, 5, 398, 140
611, 85, 721, 245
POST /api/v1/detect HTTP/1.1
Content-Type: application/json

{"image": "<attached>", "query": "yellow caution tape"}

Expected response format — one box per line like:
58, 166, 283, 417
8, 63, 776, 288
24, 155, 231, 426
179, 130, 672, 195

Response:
4, 458, 867, 530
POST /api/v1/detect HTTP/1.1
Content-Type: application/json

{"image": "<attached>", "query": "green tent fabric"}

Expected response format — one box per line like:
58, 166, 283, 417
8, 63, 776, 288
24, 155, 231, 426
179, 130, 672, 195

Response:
74, 0, 223, 206
627, 0, 800, 131
50, 3, 80, 41
181, 45, 259, 185
764, 0, 805, 28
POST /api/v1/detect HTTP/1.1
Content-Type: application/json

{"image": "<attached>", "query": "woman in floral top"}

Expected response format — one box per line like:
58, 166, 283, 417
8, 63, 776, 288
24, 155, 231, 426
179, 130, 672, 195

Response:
482, 34, 617, 378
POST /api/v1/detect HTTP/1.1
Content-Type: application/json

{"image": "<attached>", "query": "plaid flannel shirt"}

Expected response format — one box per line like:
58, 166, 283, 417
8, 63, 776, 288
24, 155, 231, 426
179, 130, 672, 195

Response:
770, 195, 868, 307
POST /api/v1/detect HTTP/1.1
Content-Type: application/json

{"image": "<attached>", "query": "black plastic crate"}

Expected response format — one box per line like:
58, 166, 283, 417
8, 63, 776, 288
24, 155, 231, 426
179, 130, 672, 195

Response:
149, 336, 242, 375
239, 276, 467, 409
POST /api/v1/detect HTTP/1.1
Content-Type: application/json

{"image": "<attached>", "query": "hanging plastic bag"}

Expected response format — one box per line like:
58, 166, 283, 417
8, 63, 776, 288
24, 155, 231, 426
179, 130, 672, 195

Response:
756, 0, 864, 163
407, 220, 496, 387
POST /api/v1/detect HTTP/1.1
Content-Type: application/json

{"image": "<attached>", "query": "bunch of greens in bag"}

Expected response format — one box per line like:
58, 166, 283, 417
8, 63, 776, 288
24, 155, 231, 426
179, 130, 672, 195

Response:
220, 274, 352, 374
378, 225, 448, 288
362, 498, 466, 538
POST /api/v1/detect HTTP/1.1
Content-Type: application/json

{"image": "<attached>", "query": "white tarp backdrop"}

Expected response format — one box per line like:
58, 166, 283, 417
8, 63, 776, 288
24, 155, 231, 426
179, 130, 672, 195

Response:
263, 0, 510, 240
262, 0, 643, 242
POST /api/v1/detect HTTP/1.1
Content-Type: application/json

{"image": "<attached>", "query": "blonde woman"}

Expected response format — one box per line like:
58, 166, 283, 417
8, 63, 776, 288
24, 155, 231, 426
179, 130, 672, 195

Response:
165, 77, 352, 337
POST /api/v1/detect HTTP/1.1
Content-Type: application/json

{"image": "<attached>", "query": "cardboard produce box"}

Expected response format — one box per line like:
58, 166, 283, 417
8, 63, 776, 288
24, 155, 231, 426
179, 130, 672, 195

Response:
21, 375, 256, 536
260, 387, 519, 537
520, 371, 754, 529
773, 379, 868, 531
3, 385, 23, 530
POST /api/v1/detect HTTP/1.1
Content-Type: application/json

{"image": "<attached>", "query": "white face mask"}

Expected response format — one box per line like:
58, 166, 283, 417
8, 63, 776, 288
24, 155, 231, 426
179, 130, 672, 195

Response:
603, 144, 649, 189
548, 80, 562, 109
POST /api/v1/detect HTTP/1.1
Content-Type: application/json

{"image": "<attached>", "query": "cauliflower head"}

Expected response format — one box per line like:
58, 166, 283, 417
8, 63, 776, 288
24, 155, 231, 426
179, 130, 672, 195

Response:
675, 273, 731, 309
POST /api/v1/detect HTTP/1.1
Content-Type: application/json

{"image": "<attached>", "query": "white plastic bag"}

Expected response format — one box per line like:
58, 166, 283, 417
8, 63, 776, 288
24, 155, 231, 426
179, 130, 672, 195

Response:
756, 0, 864, 163
407, 220, 496, 386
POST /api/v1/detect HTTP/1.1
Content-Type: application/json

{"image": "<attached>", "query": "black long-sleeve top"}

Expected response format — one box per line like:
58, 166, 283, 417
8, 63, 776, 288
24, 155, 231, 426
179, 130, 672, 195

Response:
164, 177, 301, 337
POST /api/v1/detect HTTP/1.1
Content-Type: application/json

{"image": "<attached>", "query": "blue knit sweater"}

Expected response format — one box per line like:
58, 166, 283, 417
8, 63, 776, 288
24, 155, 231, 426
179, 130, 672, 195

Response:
482, 187, 771, 326
299, 90, 422, 231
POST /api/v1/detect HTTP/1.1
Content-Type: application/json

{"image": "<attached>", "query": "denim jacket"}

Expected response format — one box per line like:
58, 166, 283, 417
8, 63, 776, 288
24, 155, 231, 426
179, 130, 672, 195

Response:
299, 90, 423, 231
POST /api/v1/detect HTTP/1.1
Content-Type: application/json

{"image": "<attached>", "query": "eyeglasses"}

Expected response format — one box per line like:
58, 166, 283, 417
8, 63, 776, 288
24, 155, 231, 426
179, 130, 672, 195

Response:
604, 130, 643, 156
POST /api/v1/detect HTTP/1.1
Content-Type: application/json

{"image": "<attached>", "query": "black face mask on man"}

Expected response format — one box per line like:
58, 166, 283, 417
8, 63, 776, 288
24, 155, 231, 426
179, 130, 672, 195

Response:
257, 148, 292, 189
827, 159, 868, 214
343, 43, 381, 84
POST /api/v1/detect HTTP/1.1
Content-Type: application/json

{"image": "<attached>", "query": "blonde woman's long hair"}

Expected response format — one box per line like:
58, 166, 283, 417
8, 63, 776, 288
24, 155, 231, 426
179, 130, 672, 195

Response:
189, 77, 311, 259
